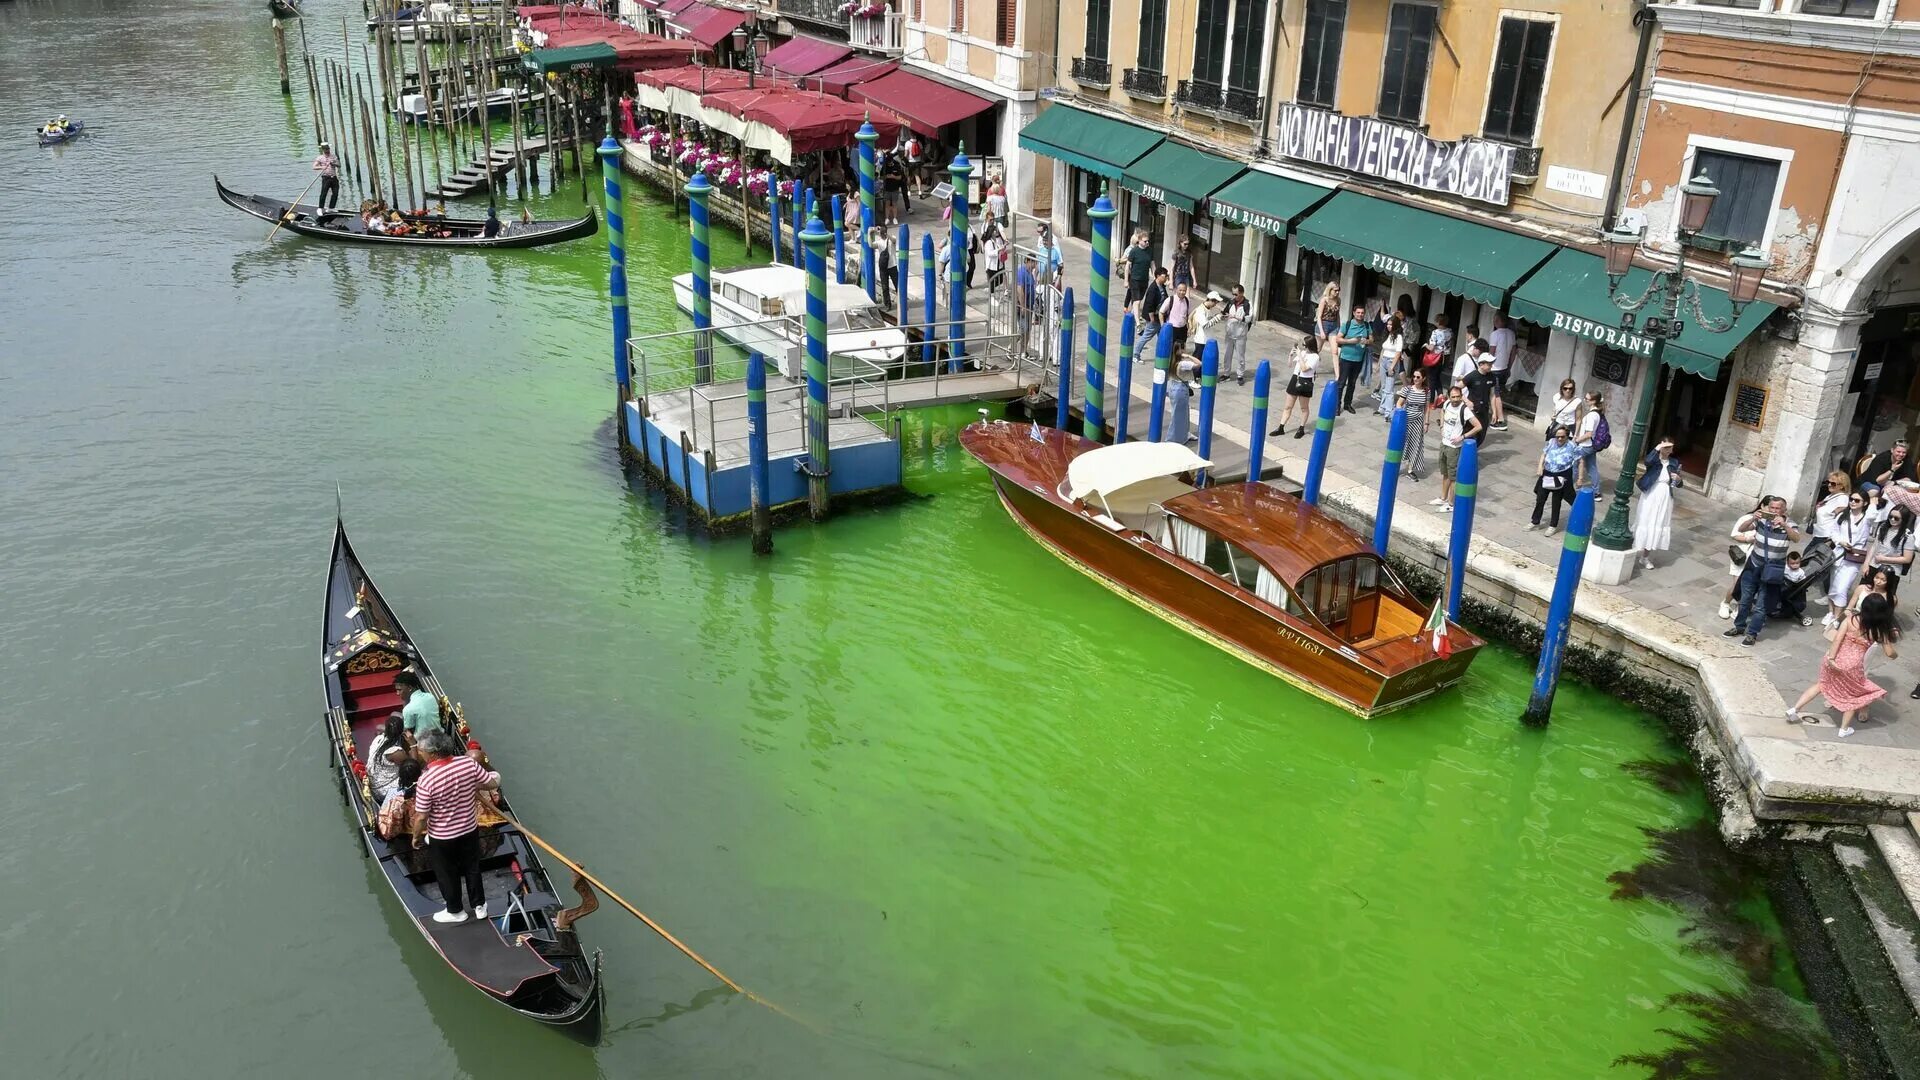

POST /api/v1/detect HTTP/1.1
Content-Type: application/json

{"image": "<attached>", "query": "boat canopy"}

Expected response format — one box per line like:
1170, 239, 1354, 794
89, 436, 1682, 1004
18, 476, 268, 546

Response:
1066, 442, 1210, 508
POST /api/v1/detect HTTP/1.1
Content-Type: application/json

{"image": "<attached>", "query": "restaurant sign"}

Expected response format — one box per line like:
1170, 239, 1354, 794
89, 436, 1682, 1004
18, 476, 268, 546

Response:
1275, 105, 1514, 206
1209, 201, 1289, 236
1543, 310, 1657, 357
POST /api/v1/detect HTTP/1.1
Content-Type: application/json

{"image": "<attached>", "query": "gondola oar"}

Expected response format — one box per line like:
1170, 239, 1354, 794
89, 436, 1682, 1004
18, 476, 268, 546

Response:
494, 810, 822, 1034
268, 173, 323, 241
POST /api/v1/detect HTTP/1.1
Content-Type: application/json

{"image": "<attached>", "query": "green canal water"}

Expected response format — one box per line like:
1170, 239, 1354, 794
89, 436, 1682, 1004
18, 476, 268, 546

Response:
0, 1, 1839, 1076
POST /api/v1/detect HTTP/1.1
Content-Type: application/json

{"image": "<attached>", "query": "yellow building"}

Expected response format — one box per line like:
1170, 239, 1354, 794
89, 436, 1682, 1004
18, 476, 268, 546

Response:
1028, 0, 1678, 425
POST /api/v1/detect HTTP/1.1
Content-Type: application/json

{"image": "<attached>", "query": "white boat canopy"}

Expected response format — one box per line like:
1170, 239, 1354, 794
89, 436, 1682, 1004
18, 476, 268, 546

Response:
1065, 442, 1210, 512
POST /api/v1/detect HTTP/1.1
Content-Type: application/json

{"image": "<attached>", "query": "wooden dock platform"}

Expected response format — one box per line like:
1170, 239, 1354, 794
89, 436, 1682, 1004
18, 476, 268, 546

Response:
425, 135, 566, 200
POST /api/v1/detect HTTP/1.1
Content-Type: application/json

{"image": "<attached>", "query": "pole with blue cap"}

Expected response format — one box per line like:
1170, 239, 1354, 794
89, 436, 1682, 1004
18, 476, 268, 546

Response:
948, 144, 972, 373
1523, 488, 1595, 726
1447, 440, 1479, 620
1147, 323, 1172, 443
596, 137, 630, 452
746, 351, 773, 555
1114, 309, 1136, 445
1302, 381, 1339, 505
800, 210, 833, 521
1195, 340, 1219, 483
1375, 407, 1408, 554
896, 221, 910, 327
921, 232, 937, 368
1247, 360, 1272, 481
831, 193, 847, 284
1083, 184, 1116, 440
856, 117, 878, 301
686, 167, 713, 383
1054, 287, 1075, 430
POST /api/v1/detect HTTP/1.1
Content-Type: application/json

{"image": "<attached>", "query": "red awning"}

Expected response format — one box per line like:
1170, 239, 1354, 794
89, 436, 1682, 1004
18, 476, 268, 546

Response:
672, 4, 752, 49
803, 56, 898, 99
848, 69, 994, 136
539, 25, 700, 73
658, 0, 701, 12
760, 35, 852, 78
702, 87, 903, 155
633, 64, 751, 94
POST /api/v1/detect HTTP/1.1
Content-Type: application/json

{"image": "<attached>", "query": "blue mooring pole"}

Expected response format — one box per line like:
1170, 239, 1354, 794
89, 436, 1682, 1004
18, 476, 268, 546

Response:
1447, 439, 1480, 621
1523, 487, 1595, 727
856, 118, 879, 302
746, 352, 773, 555
1114, 310, 1136, 445
596, 139, 630, 449
1054, 287, 1075, 430
767, 187, 782, 266
686, 169, 713, 383
800, 212, 833, 521
1148, 323, 1172, 443
1303, 381, 1339, 505
1196, 339, 1219, 484
790, 189, 804, 268
921, 232, 936, 367
1083, 185, 1116, 440
831, 194, 847, 284
1248, 360, 1271, 482
948, 146, 972, 372
897, 221, 910, 327
1375, 407, 1408, 554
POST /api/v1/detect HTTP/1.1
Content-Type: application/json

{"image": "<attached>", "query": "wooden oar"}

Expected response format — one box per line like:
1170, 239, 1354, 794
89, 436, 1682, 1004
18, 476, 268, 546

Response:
494, 810, 820, 1033
268, 173, 324, 241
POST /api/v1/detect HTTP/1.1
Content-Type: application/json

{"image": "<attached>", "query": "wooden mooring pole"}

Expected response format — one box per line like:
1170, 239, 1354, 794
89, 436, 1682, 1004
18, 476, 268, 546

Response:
273, 18, 292, 96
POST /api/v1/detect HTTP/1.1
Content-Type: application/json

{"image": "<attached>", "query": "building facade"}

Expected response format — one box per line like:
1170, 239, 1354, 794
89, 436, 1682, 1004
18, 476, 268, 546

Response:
1032, 0, 1679, 436
1627, 0, 1920, 506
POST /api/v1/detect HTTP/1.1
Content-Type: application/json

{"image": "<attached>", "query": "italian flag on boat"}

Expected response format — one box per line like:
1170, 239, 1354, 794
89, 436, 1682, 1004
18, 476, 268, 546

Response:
1425, 594, 1451, 658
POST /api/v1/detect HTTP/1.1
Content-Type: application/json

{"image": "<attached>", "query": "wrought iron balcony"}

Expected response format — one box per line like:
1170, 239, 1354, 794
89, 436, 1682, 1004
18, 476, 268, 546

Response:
1121, 67, 1165, 101
1174, 77, 1222, 110
778, 0, 847, 30
1510, 145, 1543, 181
1070, 55, 1111, 88
1222, 86, 1263, 121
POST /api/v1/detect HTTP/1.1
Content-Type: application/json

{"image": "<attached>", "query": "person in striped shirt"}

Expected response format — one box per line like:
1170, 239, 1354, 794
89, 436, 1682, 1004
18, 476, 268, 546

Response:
409, 729, 501, 924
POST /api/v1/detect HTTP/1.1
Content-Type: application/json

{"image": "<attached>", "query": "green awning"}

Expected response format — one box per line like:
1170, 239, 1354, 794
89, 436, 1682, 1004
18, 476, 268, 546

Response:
1016, 105, 1161, 180
526, 43, 619, 75
1118, 141, 1246, 214
1207, 170, 1335, 236
1293, 191, 1557, 308
1510, 249, 1778, 378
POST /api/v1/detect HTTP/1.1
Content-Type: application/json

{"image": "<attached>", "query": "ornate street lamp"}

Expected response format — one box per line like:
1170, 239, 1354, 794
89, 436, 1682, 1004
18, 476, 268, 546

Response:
731, 23, 767, 87
1591, 172, 1769, 568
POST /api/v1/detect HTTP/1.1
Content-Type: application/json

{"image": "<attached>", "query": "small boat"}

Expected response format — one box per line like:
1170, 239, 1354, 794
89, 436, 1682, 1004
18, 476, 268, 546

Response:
35, 119, 83, 147
268, 0, 303, 18
395, 86, 546, 126
672, 262, 909, 379
215, 177, 598, 249
369, 3, 483, 41
322, 518, 605, 1043
958, 424, 1484, 716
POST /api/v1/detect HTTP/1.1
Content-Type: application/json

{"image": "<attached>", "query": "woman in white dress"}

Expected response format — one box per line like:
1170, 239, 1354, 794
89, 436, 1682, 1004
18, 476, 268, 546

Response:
1632, 437, 1682, 569
1826, 489, 1875, 628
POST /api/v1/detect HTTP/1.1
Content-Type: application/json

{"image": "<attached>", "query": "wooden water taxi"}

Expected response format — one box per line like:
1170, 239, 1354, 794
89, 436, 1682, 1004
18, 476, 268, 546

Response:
671, 263, 909, 379
959, 422, 1483, 716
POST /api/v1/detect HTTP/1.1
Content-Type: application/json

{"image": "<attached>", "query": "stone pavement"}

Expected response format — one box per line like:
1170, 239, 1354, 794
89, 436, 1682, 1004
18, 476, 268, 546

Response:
874, 193, 1920, 818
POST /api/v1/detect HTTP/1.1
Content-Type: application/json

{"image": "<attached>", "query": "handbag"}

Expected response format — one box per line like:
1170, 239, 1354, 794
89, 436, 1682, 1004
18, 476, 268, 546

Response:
1287, 374, 1314, 397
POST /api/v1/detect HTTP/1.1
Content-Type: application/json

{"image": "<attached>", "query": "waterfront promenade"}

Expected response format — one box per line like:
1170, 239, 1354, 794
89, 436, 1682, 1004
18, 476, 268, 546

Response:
863, 192, 1920, 823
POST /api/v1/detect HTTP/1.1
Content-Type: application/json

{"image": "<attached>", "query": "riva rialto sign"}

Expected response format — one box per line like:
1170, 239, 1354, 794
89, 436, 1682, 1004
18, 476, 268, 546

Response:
1275, 105, 1515, 206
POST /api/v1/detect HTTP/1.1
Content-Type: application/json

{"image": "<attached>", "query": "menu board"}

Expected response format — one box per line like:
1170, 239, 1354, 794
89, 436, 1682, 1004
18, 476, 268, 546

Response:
1732, 382, 1768, 430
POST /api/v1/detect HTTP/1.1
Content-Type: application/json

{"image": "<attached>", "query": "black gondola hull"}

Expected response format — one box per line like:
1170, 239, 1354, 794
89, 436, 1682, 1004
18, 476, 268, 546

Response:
219, 176, 596, 249
321, 520, 604, 1043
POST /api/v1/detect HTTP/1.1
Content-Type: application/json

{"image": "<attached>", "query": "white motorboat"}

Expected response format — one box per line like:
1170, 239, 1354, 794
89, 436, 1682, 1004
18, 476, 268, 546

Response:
395, 86, 546, 125
671, 263, 909, 379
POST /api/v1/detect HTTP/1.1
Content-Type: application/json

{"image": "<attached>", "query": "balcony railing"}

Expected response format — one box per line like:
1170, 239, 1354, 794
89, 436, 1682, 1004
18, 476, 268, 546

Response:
1070, 55, 1111, 88
1121, 67, 1165, 101
1174, 78, 1263, 123
778, 0, 846, 30
849, 9, 904, 51
1509, 145, 1543, 181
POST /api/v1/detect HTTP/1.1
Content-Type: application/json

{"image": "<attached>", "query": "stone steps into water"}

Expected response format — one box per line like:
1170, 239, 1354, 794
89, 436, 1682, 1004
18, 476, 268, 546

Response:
1790, 839, 1920, 1078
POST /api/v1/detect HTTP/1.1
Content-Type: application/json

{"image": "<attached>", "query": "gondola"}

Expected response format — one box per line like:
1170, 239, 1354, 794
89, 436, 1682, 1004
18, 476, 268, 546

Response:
267, 0, 303, 18
215, 176, 597, 249
35, 120, 83, 147
322, 518, 605, 1044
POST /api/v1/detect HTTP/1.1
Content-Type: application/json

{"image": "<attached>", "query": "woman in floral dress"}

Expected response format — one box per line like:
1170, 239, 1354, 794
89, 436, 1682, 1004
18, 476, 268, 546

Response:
1789, 592, 1900, 738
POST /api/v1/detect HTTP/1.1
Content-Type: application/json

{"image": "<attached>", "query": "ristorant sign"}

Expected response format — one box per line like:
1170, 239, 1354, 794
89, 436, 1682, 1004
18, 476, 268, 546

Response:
1275, 105, 1515, 207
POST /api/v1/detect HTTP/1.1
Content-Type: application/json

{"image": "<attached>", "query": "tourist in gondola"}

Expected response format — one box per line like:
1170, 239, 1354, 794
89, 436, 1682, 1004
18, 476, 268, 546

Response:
313, 141, 340, 210
394, 669, 440, 739
411, 729, 501, 923
377, 758, 423, 844
366, 713, 412, 802
482, 207, 502, 239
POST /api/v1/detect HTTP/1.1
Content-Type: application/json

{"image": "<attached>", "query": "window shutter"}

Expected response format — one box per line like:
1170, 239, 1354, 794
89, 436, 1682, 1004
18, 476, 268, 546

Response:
951, 0, 966, 33
996, 0, 1016, 45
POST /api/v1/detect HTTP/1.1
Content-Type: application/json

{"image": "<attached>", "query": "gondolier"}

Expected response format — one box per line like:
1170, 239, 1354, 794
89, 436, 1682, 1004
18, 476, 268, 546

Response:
312, 142, 339, 210
411, 729, 501, 924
